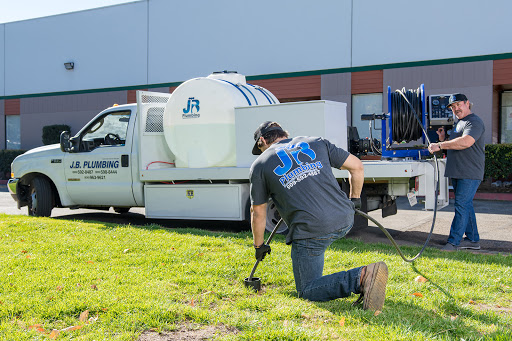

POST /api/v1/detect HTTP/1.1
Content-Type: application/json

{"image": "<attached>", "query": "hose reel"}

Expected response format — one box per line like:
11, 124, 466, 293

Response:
382, 84, 430, 159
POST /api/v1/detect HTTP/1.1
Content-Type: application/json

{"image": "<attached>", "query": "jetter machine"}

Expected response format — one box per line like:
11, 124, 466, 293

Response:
355, 85, 456, 261
354, 84, 454, 160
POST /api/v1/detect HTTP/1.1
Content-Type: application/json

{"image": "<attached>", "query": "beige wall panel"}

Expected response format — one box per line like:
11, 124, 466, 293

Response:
321, 73, 352, 124
0, 100, 4, 149
0, 24, 4, 96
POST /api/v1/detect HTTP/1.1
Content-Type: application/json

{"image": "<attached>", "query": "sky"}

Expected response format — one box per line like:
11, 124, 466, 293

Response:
0, 0, 138, 24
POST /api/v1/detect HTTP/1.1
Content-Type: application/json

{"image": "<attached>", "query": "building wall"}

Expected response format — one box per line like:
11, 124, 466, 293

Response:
321, 73, 352, 123
494, 59, 512, 86
352, 0, 511, 67
249, 76, 321, 102
2, 0, 512, 149
351, 70, 383, 95
1, 0, 512, 98
4, 2, 148, 97
147, 0, 352, 85
0, 24, 4, 96
0, 100, 4, 149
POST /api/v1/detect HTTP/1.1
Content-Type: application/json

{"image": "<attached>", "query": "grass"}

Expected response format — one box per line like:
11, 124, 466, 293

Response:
0, 214, 511, 340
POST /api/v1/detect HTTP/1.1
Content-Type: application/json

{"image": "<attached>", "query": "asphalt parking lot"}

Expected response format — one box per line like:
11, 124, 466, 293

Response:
1, 186, 511, 253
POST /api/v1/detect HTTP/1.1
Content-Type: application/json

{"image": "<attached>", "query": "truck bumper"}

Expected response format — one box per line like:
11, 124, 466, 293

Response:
7, 178, 19, 202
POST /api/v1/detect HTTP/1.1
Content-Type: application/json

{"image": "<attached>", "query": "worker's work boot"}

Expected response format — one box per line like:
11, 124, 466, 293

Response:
353, 261, 388, 311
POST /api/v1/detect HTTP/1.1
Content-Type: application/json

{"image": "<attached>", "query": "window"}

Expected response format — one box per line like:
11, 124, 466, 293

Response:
6, 115, 21, 150
501, 92, 512, 143
351, 93, 382, 139
82, 111, 131, 142
76, 110, 131, 152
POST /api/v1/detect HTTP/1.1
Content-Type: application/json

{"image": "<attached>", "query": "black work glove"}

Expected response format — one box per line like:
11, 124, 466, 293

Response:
254, 244, 271, 261
351, 198, 362, 210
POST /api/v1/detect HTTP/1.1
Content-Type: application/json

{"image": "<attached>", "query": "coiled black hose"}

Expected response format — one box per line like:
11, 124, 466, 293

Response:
391, 87, 424, 143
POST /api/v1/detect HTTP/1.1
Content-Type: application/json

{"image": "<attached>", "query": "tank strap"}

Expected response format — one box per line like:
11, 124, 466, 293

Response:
247, 84, 275, 104
218, 80, 252, 106
239, 84, 258, 105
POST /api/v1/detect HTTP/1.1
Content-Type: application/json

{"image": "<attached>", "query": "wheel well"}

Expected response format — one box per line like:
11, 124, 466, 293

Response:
19, 173, 61, 208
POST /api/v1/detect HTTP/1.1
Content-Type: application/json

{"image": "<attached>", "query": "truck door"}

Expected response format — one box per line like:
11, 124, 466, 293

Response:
63, 109, 137, 207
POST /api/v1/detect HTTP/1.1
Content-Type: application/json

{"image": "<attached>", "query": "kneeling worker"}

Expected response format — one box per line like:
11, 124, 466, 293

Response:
249, 121, 388, 311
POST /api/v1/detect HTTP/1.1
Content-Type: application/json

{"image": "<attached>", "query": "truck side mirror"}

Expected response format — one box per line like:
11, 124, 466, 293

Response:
60, 131, 71, 152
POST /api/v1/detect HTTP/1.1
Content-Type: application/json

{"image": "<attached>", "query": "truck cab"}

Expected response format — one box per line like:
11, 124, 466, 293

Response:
8, 103, 142, 216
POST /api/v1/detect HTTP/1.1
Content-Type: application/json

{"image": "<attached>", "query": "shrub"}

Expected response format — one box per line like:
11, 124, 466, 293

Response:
0, 150, 26, 180
42, 124, 71, 145
484, 143, 512, 181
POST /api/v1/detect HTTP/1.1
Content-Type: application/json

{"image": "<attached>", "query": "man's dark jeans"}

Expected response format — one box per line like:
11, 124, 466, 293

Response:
447, 178, 481, 246
291, 224, 363, 302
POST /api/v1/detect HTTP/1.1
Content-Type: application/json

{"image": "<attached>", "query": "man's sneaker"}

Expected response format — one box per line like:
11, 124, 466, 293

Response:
356, 261, 388, 311
458, 239, 481, 250
441, 243, 457, 251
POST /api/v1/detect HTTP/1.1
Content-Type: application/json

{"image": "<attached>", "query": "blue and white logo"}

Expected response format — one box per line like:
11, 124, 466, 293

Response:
273, 142, 322, 189
182, 97, 200, 119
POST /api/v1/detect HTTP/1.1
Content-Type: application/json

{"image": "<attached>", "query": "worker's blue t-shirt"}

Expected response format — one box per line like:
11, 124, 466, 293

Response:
445, 113, 485, 180
249, 136, 355, 245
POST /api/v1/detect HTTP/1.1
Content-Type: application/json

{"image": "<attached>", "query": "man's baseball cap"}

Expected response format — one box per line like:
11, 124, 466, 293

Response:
447, 93, 468, 108
252, 121, 284, 155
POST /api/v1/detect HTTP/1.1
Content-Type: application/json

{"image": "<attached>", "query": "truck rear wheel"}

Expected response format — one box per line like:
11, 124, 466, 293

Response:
266, 200, 288, 234
28, 177, 54, 217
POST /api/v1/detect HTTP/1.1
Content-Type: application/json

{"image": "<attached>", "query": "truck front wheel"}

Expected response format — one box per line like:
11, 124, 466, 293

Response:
28, 177, 54, 217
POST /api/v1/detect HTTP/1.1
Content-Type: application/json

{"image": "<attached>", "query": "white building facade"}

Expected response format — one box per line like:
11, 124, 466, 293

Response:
1, 0, 512, 150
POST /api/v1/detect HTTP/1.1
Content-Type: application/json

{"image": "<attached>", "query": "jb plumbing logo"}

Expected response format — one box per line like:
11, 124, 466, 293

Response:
182, 97, 200, 119
273, 142, 323, 190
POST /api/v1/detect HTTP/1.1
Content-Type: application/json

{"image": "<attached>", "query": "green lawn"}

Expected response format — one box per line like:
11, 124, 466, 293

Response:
0, 214, 510, 340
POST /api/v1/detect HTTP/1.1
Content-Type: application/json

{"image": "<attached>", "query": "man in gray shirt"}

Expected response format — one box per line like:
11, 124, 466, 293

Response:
249, 121, 388, 311
428, 93, 485, 251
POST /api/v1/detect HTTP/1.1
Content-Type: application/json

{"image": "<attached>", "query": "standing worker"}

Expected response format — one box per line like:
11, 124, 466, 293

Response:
249, 121, 388, 311
428, 94, 485, 251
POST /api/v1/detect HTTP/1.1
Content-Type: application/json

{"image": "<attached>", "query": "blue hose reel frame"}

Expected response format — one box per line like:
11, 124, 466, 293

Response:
381, 84, 430, 159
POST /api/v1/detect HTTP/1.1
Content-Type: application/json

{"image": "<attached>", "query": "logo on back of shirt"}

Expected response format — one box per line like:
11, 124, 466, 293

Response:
272, 141, 323, 189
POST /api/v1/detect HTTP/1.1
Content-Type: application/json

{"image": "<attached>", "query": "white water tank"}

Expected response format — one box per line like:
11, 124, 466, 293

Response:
163, 72, 279, 168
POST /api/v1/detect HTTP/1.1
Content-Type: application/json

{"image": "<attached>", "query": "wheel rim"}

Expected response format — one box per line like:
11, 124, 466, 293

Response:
266, 201, 288, 234
30, 190, 38, 214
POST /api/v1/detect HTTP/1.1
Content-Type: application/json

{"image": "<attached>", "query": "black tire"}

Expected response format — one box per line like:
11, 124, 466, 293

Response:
113, 207, 130, 214
28, 177, 53, 217
266, 200, 289, 234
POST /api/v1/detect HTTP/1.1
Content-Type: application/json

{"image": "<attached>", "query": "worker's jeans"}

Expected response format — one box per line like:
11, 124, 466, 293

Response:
291, 224, 363, 302
447, 178, 481, 246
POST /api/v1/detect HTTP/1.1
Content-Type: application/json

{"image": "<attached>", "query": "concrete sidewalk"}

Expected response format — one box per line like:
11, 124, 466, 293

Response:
348, 197, 512, 254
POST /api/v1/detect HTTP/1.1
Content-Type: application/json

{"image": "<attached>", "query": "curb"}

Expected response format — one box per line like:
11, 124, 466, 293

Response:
449, 191, 512, 201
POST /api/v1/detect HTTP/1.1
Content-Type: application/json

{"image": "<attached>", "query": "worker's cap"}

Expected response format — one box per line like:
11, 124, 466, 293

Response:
252, 121, 284, 155
447, 93, 468, 108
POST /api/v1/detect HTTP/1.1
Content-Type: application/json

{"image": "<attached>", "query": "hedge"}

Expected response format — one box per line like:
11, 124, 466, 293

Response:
42, 124, 71, 145
484, 143, 512, 181
0, 150, 26, 180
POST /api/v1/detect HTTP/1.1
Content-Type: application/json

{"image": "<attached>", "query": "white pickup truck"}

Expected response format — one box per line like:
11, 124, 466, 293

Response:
8, 72, 449, 230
